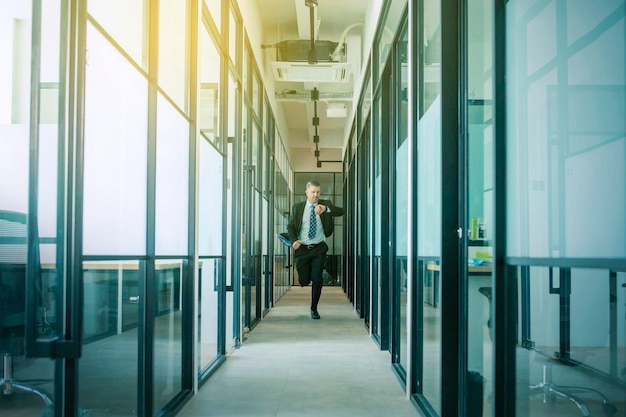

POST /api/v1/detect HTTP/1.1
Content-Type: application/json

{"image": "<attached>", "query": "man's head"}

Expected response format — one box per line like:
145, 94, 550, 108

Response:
305, 180, 321, 204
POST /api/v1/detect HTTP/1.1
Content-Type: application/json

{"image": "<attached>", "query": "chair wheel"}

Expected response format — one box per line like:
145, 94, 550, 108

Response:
601, 402, 617, 416
1, 390, 16, 401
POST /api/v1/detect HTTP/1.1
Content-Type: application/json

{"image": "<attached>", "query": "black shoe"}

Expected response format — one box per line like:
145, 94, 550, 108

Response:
310, 309, 320, 319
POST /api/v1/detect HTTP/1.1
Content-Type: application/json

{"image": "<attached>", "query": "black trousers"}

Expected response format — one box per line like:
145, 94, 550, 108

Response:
294, 242, 327, 311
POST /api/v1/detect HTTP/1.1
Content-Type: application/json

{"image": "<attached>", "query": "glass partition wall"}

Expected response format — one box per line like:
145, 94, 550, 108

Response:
464, 0, 495, 416
0, 0, 293, 416
336, 2, 625, 417
393, 24, 411, 383
1, 2, 60, 415
81, 1, 195, 415
506, 1, 626, 416
197, 9, 224, 375
415, 0, 443, 407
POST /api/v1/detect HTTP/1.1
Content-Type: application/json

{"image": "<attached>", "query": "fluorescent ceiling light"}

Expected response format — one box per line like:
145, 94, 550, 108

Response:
271, 62, 351, 83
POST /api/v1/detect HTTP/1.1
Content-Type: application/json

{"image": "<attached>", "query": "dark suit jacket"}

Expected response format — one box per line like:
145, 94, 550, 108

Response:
287, 199, 344, 243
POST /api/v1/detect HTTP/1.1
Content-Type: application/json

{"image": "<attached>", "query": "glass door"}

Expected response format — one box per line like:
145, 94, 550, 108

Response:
371, 92, 383, 345
357, 116, 371, 323
241, 113, 262, 333
391, 23, 410, 380
416, 0, 443, 409
1, 1, 72, 416
464, 0, 495, 415
241, 142, 254, 333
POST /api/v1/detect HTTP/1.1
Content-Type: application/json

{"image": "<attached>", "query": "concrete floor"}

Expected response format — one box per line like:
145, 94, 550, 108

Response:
177, 285, 421, 417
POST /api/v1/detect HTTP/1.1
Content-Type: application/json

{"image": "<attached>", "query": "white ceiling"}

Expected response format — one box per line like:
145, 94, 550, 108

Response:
255, 0, 370, 171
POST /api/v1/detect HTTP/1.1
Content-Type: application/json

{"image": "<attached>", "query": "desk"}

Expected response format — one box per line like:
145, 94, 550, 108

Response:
41, 262, 185, 341
425, 263, 491, 308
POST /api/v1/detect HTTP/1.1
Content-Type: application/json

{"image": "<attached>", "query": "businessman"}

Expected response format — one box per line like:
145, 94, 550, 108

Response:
287, 180, 344, 319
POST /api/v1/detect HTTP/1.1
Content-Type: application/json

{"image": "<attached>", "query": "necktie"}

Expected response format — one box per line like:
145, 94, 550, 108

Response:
308, 205, 316, 239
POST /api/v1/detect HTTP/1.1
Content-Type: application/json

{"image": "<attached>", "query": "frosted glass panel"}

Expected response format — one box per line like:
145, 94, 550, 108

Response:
506, 0, 626, 259
0, 2, 31, 213
199, 27, 221, 149
203, 0, 221, 32
155, 93, 189, 255
395, 140, 409, 257
83, 24, 148, 255
417, 96, 442, 257
198, 138, 223, 256
0, 2, 31, 126
227, 74, 237, 137
88, 0, 147, 68
0, 126, 29, 213
158, 0, 188, 110
229, 9, 236, 65
40, 0, 61, 82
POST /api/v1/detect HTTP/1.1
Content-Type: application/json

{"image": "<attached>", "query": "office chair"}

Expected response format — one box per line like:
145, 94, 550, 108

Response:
0, 210, 53, 406
478, 286, 616, 417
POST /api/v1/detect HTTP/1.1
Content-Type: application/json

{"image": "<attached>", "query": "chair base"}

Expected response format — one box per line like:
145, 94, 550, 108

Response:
529, 364, 616, 417
1, 353, 53, 406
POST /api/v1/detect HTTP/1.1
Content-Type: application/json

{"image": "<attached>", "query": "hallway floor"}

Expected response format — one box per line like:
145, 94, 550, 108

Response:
176, 285, 420, 417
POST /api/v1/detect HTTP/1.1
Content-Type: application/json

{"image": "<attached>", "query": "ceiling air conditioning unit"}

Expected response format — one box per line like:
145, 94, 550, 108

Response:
271, 40, 351, 83
272, 62, 351, 83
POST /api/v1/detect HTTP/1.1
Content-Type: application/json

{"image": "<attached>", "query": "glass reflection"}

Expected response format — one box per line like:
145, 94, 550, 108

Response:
507, 1, 626, 416
198, 258, 220, 371
153, 259, 183, 411
79, 260, 141, 417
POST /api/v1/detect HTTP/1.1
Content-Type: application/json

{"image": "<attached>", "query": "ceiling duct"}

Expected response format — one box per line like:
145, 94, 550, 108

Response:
271, 40, 349, 82
276, 40, 342, 63
275, 90, 353, 101
306, 0, 316, 64
271, 61, 351, 83
269, 0, 350, 83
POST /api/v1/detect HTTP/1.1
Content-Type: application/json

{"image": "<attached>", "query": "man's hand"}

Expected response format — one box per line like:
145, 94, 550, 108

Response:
315, 204, 326, 215
293, 240, 302, 249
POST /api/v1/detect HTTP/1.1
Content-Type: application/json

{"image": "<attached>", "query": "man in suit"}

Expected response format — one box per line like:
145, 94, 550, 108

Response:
287, 180, 344, 319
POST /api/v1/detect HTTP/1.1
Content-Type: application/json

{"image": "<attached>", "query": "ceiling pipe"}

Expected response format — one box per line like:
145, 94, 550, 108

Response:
329, 22, 363, 61
306, 0, 317, 64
